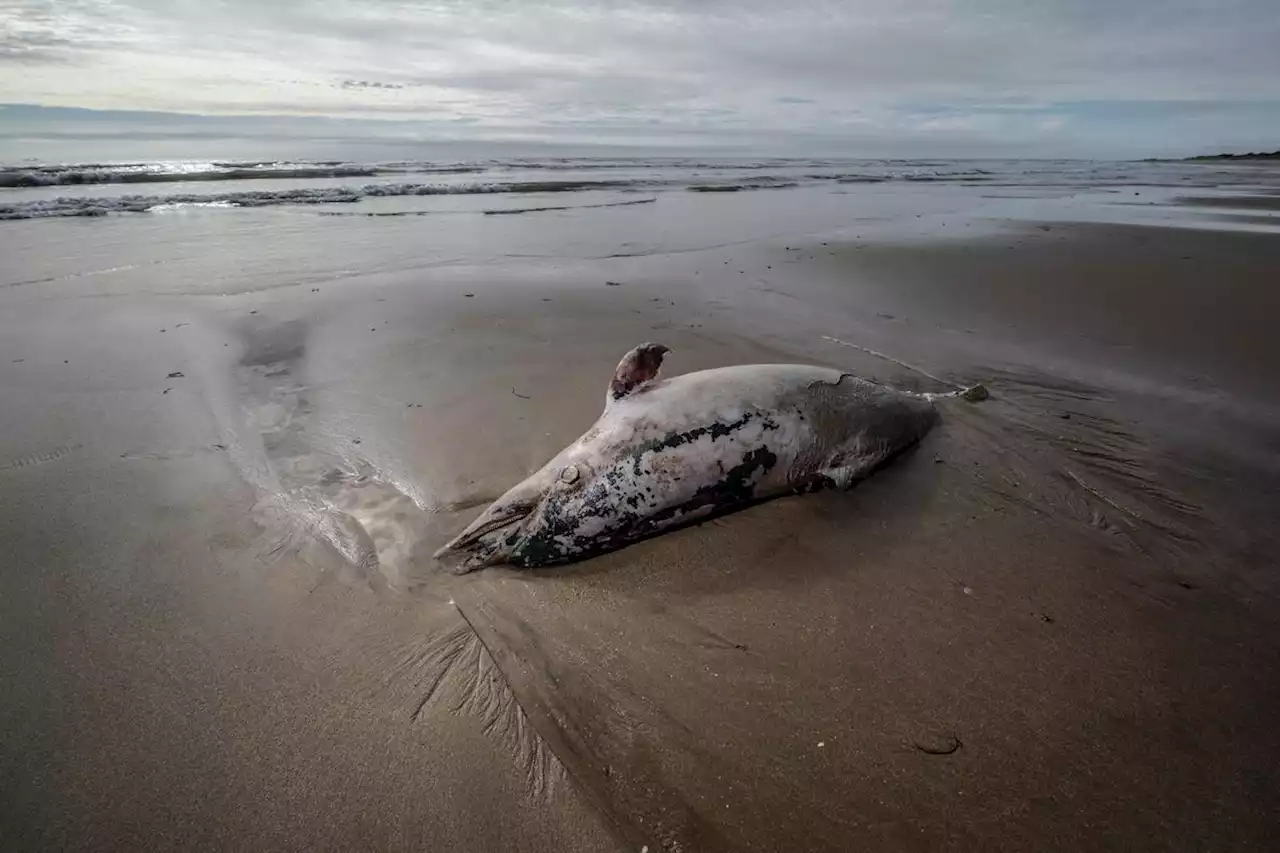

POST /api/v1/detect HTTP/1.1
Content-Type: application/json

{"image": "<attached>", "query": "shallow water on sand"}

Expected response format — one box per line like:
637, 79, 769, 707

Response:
3, 169, 1280, 851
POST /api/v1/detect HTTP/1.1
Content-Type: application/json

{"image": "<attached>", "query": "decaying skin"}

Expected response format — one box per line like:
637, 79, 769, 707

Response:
435, 343, 943, 572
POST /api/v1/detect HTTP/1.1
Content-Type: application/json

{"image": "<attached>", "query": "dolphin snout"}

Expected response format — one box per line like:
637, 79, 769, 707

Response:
434, 530, 516, 573
434, 496, 540, 573
433, 540, 511, 574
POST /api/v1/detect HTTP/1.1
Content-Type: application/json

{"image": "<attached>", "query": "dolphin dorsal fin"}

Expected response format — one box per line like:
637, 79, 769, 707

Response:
607, 343, 669, 406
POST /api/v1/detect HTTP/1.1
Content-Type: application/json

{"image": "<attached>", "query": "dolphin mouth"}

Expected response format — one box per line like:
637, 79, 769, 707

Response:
433, 501, 535, 572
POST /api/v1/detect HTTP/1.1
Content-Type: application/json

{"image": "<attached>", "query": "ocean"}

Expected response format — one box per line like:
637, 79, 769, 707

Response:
4, 154, 1278, 219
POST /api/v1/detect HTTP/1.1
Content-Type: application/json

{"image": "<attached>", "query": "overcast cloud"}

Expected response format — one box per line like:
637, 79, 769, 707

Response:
1, 0, 1278, 156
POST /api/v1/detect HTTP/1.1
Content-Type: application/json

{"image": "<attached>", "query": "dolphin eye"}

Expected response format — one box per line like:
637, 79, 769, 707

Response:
559, 465, 580, 484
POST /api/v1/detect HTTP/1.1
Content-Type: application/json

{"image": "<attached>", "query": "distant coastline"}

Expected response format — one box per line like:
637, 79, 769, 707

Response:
1182, 150, 1280, 162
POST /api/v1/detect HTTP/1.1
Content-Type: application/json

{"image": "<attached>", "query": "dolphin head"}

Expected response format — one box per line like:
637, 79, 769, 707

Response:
434, 342, 670, 572
433, 452, 604, 572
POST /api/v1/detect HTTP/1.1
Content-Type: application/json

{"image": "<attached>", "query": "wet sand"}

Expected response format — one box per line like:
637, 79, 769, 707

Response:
2, 199, 1280, 850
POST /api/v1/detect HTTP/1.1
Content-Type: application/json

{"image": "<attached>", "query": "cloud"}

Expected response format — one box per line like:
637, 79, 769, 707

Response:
340, 81, 406, 90
0, 0, 1277, 156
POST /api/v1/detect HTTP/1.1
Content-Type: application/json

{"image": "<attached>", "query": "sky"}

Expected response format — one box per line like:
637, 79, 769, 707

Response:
1, 0, 1278, 158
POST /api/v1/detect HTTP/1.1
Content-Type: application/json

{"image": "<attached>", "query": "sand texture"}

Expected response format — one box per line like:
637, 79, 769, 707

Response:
3, 179, 1279, 851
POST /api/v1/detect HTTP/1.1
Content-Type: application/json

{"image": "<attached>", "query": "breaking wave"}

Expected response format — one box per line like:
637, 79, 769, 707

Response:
0, 179, 644, 220
688, 180, 800, 192
0, 160, 484, 188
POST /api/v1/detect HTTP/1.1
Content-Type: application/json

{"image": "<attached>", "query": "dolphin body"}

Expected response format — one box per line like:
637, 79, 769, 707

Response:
436, 343, 976, 572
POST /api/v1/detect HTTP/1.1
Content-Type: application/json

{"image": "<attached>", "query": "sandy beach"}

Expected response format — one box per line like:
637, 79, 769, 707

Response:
2, 171, 1279, 851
